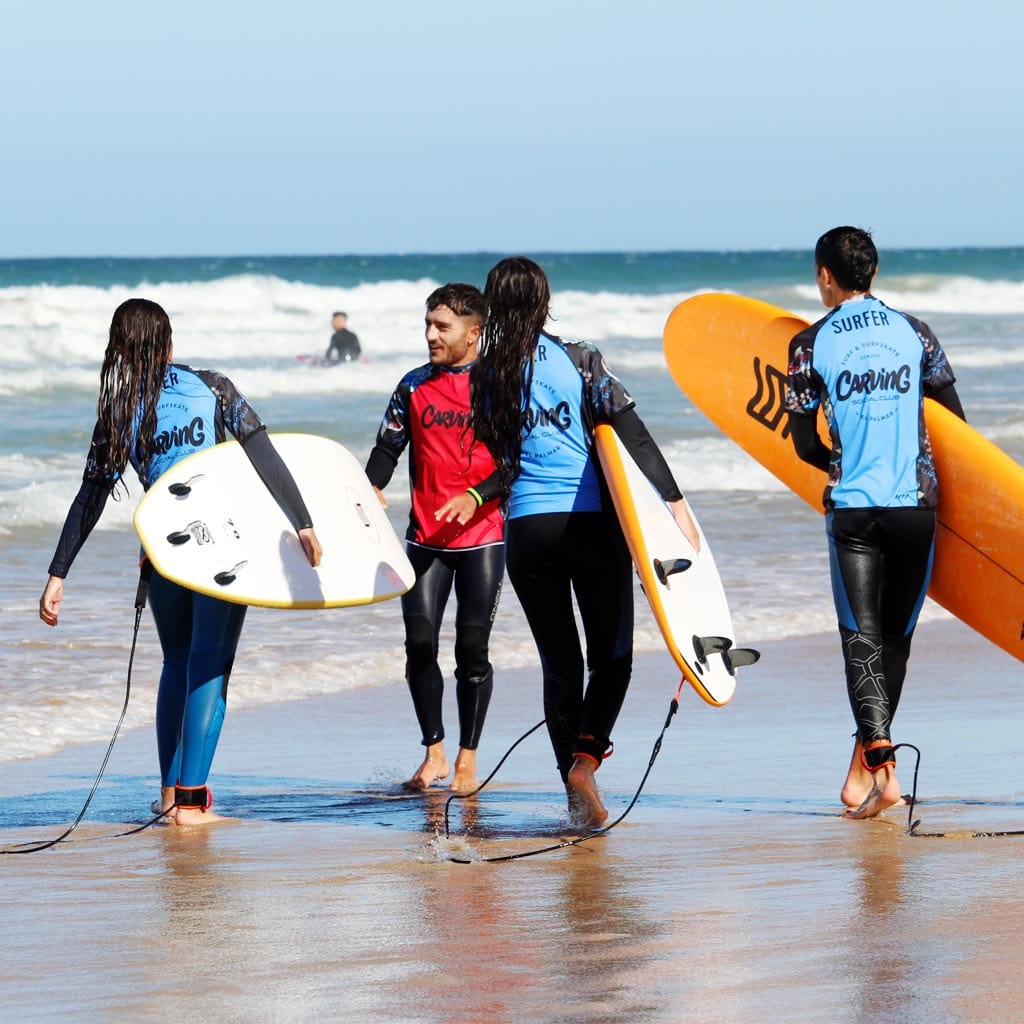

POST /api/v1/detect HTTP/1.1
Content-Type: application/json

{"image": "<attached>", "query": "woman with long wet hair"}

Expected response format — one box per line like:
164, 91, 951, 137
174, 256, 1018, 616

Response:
471, 257, 699, 827
39, 298, 322, 826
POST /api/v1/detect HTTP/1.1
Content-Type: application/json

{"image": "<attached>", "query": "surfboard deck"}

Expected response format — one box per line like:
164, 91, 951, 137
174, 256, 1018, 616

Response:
663, 292, 1024, 664
594, 424, 757, 706
134, 433, 416, 608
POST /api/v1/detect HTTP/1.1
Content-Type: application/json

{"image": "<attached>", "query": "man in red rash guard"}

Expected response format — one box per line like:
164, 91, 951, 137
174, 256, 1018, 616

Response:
366, 284, 504, 792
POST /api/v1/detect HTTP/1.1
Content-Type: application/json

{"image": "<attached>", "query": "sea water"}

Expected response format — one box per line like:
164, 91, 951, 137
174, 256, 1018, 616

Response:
2, 249, 1023, 763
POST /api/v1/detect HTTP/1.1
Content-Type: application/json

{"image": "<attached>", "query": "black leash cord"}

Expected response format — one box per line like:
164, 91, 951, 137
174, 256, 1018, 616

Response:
900, 742, 1024, 839
443, 688, 682, 863
1, 568, 151, 855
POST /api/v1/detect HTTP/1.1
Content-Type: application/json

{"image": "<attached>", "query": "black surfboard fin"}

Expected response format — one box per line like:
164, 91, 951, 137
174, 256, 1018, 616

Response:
214, 561, 248, 587
723, 647, 760, 674
694, 635, 732, 662
654, 557, 692, 586
167, 531, 191, 545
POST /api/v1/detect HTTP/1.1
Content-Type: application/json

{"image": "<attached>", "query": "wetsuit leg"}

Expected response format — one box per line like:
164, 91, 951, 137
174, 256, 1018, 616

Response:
506, 511, 632, 781
149, 573, 247, 788
401, 544, 455, 746
570, 511, 633, 753
828, 508, 935, 744
506, 513, 583, 779
452, 543, 504, 750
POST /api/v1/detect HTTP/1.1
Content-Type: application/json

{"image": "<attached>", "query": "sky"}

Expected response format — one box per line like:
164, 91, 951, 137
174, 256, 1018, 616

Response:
2, 0, 1022, 257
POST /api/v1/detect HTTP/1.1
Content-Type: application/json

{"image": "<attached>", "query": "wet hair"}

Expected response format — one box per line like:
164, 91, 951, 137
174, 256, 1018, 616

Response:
95, 298, 173, 488
470, 256, 551, 496
815, 226, 878, 292
426, 282, 486, 323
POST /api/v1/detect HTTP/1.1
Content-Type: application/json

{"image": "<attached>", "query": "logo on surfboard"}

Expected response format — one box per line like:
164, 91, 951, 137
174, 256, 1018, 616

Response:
745, 357, 792, 438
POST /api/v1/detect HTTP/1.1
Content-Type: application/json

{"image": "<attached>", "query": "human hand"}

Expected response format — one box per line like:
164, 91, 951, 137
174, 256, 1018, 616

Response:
434, 492, 478, 527
668, 498, 701, 553
39, 575, 65, 626
298, 527, 323, 567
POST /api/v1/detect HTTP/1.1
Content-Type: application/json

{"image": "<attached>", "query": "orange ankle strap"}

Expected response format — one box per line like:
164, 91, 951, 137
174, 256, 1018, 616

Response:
861, 742, 896, 772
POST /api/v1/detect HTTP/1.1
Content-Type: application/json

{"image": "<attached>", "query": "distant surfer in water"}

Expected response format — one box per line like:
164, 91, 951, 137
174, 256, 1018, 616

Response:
785, 226, 965, 819
366, 284, 504, 793
470, 256, 699, 829
325, 311, 361, 363
39, 298, 322, 826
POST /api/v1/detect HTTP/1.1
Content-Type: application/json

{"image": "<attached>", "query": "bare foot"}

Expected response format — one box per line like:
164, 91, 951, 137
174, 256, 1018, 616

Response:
402, 743, 450, 792
450, 748, 479, 794
151, 785, 176, 816
566, 757, 608, 830
840, 737, 874, 808
171, 805, 229, 826
843, 765, 903, 819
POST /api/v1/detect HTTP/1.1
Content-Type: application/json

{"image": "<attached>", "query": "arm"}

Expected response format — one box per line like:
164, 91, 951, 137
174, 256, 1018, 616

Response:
239, 428, 321, 567
365, 379, 412, 491
434, 469, 505, 527
40, 476, 112, 626
929, 381, 966, 422
611, 406, 701, 551
787, 412, 831, 472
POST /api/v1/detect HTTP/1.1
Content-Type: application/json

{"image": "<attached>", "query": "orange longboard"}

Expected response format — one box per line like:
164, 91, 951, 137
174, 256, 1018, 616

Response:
663, 292, 1024, 664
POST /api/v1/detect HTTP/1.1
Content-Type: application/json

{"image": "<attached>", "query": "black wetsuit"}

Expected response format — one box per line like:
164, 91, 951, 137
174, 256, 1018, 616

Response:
326, 328, 361, 362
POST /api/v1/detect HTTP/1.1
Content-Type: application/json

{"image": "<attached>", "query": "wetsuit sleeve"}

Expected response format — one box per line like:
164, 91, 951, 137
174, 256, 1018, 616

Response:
47, 477, 113, 578
929, 381, 966, 421
365, 379, 412, 489
610, 406, 684, 502
784, 325, 831, 471
195, 368, 266, 444
909, 316, 966, 422
787, 413, 831, 472
469, 468, 504, 505
47, 421, 123, 577
238, 427, 314, 531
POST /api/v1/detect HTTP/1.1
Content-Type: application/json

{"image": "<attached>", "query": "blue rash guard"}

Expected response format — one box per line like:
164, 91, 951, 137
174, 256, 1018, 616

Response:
785, 297, 956, 510
511, 334, 639, 518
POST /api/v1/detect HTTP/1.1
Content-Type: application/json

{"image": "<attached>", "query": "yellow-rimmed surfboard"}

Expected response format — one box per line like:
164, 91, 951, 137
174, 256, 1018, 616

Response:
662, 292, 1024, 664
134, 433, 416, 609
594, 424, 758, 706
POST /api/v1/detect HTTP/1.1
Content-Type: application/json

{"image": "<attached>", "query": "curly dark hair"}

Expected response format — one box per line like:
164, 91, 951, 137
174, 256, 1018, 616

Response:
94, 298, 173, 489
470, 257, 551, 496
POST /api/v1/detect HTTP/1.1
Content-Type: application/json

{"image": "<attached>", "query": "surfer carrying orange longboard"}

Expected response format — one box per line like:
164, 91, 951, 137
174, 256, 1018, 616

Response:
785, 227, 966, 819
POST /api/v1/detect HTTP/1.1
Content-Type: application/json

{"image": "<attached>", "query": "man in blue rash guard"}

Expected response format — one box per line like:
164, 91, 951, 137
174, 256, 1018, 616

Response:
40, 298, 322, 826
785, 227, 965, 819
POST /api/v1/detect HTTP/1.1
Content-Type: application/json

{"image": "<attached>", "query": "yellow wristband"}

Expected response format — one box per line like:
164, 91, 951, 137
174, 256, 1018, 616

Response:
466, 487, 484, 507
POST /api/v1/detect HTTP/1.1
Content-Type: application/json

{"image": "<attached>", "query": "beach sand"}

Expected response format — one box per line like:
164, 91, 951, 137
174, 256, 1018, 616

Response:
2, 618, 1023, 1024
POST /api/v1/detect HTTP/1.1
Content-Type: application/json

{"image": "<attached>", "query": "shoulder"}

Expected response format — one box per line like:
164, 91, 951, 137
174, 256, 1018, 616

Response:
397, 363, 436, 390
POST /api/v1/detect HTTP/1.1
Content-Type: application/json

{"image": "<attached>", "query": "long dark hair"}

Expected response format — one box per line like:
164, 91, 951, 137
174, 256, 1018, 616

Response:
470, 257, 550, 495
95, 298, 173, 487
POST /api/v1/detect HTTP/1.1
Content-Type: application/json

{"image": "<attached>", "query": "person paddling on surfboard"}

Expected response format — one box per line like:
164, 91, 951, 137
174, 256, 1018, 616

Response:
785, 227, 965, 820
366, 284, 505, 794
470, 257, 699, 830
39, 298, 322, 827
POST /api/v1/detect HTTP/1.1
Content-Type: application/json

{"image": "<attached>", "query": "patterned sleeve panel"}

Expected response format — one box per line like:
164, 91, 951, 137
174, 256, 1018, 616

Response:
364, 369, 423, 489
562, 338, 635, 426
785, 324, 821, 415
194, 368, 265, 443
903, 312, 957, 393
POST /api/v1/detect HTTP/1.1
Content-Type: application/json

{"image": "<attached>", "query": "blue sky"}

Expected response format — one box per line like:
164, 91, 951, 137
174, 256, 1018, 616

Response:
2, 1, 1021, 257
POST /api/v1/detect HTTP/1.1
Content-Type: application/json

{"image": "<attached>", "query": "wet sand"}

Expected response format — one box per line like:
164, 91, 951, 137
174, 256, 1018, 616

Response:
2, 618, 1024, 1023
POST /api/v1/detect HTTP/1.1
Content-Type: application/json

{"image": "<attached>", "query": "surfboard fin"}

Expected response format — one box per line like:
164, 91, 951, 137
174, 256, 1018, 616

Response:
653, 557, 692, 587
214, 561, 248, 587
723, 647, 760, 674
167, 473, 204, 497
694, 635, 731, 660
167, 531, 192, 545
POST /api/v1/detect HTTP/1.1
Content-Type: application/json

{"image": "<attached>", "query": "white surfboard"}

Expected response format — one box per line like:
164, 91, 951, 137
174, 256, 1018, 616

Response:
134, 433, 416, 609
594, 425, 757, 706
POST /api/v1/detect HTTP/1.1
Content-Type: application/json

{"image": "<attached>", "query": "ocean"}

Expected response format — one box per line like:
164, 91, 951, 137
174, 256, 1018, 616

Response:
3, 248, 1024, 765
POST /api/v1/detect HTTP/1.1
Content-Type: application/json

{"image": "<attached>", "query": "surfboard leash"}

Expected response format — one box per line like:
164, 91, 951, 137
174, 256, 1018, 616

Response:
0, 564, 155, 855
442, 678, 686, 863
899, 742, 1024, 839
